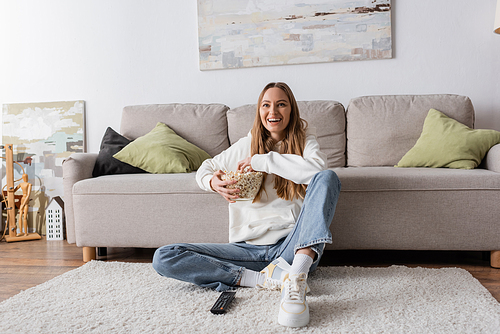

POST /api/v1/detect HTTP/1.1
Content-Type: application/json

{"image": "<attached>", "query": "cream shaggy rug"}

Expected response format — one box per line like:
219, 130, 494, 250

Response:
1, 262, 499, 333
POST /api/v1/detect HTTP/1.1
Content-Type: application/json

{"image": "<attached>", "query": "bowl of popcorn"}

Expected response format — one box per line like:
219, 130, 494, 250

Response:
222, 169, 263, 200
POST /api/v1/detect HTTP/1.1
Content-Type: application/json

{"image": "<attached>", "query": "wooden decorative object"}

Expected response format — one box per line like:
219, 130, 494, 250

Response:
46, 197, 65, 240
3, 144, 41, 243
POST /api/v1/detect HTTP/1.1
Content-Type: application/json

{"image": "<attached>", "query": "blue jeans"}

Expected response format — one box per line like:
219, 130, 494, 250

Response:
152, 170, 341, 291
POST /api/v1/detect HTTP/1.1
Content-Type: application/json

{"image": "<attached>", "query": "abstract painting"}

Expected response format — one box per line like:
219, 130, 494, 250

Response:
197, 0, 392, 70
2, 101, 85, 233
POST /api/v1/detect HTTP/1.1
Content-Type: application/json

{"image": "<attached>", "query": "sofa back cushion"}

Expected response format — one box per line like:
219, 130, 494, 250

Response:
120, 104, 230, 158
227, 101, 346, 168
346, 94, 475, 167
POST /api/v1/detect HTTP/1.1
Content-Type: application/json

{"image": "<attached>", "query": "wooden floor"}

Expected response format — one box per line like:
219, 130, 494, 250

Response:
1, 238, 499, 303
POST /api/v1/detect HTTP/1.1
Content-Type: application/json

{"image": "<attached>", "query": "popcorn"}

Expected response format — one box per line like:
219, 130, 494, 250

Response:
222, 169, 263, 200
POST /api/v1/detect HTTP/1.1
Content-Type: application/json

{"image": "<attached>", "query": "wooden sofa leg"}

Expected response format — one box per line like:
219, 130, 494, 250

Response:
490, 251, 500, 268
83, 247, 97, 262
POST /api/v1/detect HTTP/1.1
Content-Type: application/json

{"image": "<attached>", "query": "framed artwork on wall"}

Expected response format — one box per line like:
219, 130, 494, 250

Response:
2, 100, 85, 234
197, 0, 392, 70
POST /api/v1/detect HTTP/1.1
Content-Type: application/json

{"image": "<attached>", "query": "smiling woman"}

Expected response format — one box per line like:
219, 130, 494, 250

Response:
250, 82, 309, 202
153, 82, 341, 328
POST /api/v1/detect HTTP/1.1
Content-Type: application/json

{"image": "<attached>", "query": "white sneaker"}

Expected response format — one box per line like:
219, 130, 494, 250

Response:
278, 273, 309, 327
256, 257, 291, 290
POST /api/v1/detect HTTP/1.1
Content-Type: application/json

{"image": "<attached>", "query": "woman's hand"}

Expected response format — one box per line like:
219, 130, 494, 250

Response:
237, 157, 254, 172
210, 170, 240, 203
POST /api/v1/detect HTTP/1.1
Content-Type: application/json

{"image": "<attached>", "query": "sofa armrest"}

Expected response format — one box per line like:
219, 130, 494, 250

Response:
62, 153, 98, 244
483, 143, 500, 173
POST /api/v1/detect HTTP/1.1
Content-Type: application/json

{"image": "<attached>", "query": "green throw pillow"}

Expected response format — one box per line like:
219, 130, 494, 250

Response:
113, 122, 211, 173
395, 108, 500, 169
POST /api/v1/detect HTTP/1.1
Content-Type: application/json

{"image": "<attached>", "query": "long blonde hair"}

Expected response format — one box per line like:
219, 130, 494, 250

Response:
251, 82, 308, 202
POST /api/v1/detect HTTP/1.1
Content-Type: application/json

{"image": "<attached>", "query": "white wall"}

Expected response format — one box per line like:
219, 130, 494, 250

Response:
1, 0, 499, 153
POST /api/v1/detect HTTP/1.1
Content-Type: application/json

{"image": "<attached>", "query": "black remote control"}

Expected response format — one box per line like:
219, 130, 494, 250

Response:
210, 291, 236, 314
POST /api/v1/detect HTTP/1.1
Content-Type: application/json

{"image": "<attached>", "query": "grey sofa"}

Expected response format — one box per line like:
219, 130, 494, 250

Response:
62, 95, 500, 267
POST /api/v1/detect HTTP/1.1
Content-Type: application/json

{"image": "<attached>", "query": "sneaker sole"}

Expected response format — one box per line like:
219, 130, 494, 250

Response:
278, 313, 310, 328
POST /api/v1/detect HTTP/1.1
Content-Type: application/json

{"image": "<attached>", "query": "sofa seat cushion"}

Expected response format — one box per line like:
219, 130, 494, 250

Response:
77, 167, 500, 197
329, 167, 500, 251
73, 173, 206, 195
333, 166, 500, 191
72, 173, 230, 248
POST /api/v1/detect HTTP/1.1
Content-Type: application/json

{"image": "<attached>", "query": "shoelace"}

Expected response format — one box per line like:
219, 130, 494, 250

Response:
285, 275, 306, 301
256, 276, 282, 290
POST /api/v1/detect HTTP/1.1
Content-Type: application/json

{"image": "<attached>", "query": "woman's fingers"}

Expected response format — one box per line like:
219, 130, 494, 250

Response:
237, 157, 253, 172
211, 170, 240, 202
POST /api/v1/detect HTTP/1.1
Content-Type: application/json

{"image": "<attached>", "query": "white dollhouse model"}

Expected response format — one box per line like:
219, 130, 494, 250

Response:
46, 196, 65, 240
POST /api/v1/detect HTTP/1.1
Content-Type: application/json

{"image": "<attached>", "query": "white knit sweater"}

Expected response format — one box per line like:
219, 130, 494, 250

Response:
196, 128, 327, 245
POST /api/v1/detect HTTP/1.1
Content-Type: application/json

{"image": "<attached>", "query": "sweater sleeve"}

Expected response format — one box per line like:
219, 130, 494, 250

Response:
196, 159, 219, 192
251, 132, 327, 185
